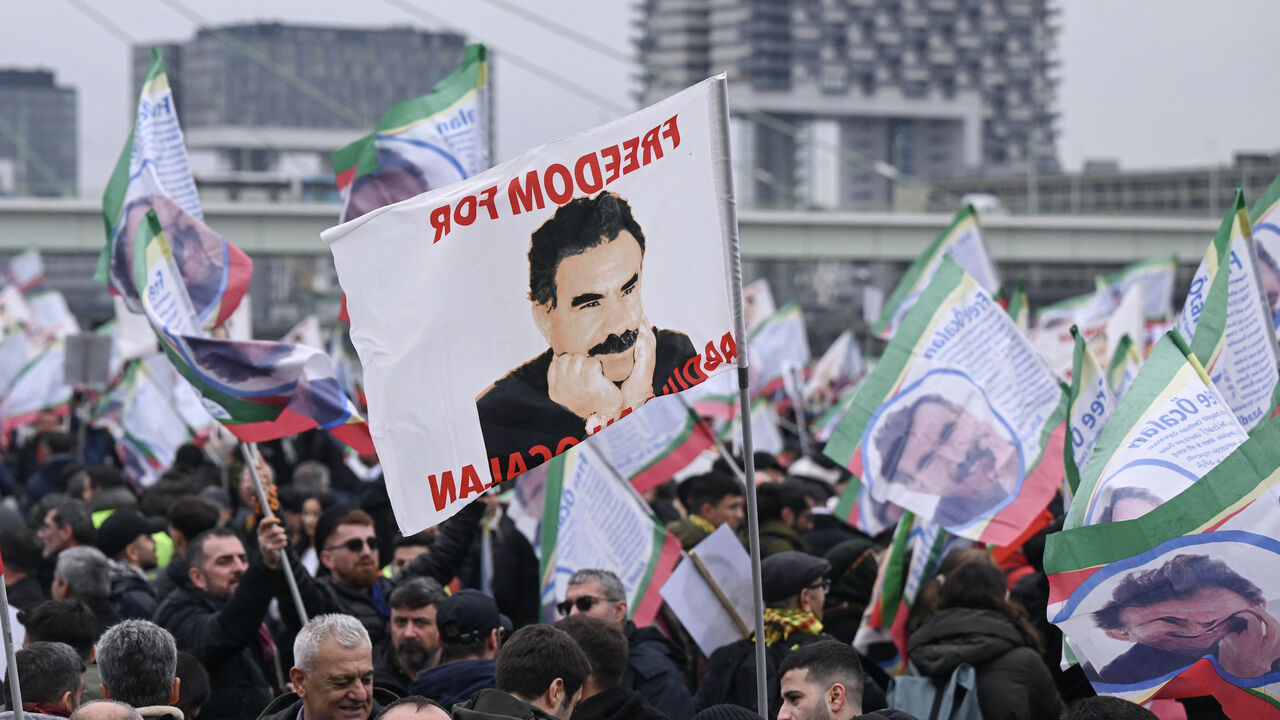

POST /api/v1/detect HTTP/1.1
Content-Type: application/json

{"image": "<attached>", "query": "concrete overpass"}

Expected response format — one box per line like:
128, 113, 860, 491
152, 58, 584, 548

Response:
0, 197, 1220, 264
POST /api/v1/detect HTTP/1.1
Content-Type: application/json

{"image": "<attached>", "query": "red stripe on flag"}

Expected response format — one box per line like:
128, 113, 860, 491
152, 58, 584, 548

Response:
329, 420, 376, 456
977, 421, 1065, 547
633, 532, 682, 627
631, 425, 715, 494
988, 508, 1054, 564
335, 167, 358, 191
1154, 658, 1280, 713
339, 294, 350, 323
213, 244, 255, 328
1047, 565, 1098, 606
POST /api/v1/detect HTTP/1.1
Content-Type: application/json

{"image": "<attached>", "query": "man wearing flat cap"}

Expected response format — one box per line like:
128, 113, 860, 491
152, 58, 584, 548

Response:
409, 589, 509, 709
96, 509, 166, 620
695, 551, 831, 718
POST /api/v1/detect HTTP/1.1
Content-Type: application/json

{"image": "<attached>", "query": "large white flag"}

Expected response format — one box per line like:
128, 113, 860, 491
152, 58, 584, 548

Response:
326, 77, 739, 532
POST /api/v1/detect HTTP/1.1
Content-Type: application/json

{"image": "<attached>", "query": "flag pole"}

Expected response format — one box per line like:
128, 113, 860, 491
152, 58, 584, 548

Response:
786, 364, 812, 458
0, 557, 23, 720
710, 75, 769, 718
240, 443, 309, 624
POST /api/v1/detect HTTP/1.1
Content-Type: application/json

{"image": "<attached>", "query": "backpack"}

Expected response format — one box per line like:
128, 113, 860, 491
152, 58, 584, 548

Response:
886, 663, 983, 720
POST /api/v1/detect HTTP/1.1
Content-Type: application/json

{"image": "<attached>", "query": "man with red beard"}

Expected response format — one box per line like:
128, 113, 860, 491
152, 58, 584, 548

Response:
298, 507, 481, 660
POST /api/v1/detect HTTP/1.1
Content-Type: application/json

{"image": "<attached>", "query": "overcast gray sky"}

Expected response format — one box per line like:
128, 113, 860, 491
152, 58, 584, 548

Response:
3, 0, 1278, 197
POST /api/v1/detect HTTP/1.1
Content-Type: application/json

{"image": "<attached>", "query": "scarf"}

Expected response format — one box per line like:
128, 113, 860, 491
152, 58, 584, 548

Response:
757, 608, 823, 647
689, 515, 716, 535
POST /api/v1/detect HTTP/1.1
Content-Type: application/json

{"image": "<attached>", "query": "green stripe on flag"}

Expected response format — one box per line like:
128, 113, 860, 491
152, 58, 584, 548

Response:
873, 205, 976, 336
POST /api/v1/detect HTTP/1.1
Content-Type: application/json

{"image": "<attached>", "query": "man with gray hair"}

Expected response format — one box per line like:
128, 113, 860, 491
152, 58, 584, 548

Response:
52, 546, 120, 636
257, 614, 389, 720
69, 700, 143, 720
95, 620, 180, 719
560, 568, 693, 720
1, 641, 84, 718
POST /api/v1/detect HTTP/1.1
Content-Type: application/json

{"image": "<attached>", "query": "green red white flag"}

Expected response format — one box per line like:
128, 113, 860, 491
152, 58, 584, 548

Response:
1107, 334, 1143, 398
1062, 330, 1246, 530
1047, 417, 1280, 713
334, 44, 488, 224
1064, 326, 1116, 509
873, 204, 1000, 339
747, 302, 809, 397
99, 49, 251, 332
1250, 174, 1280, 340
537, 442, 681, 627
4, 249, 44, 292
130, 211, 374, 454
825, 256, 1066, 545
580, 394, 716, 494
1174, 189, 1280, 431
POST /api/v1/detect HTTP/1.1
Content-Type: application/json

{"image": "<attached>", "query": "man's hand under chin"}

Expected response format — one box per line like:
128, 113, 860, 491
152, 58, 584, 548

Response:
620, 321, 656, 411
548, 352, 626, 423
1217, 607, 1280, 678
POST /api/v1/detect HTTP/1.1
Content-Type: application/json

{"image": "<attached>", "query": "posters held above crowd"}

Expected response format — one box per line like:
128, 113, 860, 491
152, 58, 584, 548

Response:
1048, 418, 1280, 715
825, 256, 1067, 545
1062, 330, 1246, 530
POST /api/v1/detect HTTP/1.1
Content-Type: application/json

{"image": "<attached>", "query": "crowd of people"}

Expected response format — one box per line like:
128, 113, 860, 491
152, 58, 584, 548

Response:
0, 411, 1201, 720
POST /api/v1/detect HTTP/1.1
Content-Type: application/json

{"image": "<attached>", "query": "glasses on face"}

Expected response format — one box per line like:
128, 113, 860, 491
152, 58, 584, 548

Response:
556, 595, 613, 616
806, 579, 831, 593
328, 536, 377, 553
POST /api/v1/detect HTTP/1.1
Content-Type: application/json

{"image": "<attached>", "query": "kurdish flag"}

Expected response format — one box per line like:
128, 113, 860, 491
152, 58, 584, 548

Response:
1175, 189, 1279, 431
1107, 334, 1143, 398
825, 256, 1066, 545
873, 204, 1000, 339
1047, 417, 1280, 713
1098, 255, 1179, 323
94, 356, 197, 487
748, 302, 810, 398
1063, 330, 1246, 531
538, 442, 681, 627
0, 340, 71, 437
574, 393, 715, 494
1250, 173, 1280, 339
132, 210, 374, 453
334, 44, 488, 223
1064, 326, 1115, 508
5, 249, 45, 292
99, 49, 251, 331
853, 513, 915, 674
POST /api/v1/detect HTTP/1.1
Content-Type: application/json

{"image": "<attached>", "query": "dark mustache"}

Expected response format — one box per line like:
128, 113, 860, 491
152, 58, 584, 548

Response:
588, 328, 638, 356
953, 444, 996, 484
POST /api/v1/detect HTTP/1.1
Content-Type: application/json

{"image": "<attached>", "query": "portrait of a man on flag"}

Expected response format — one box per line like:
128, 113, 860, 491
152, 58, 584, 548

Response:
475, 191, 698, 469
863, 368, 1024, 528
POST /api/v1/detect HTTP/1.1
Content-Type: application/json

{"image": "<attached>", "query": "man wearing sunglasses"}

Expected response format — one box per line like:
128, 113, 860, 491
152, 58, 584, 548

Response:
291, 504, 484, 659
560, 569, 694, 720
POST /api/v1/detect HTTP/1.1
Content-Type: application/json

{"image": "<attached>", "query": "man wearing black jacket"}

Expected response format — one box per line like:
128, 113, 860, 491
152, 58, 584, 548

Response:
560, 568, 692, 720
555, 615, 667, 720
153, 518, 292, 720
290, 501, 484, 659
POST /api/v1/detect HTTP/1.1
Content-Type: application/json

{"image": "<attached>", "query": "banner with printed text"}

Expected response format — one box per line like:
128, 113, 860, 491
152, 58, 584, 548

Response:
538, 443, 682, 627
98, 49, 250, 331
825, 256, 1067, 545
326, 77, 739, 532
334, 44, 488, 224
873, 205, 1000, 339
1250, 174, 1280, 341
131, 211, 374, 453
1063, 330, 1247, 531
1047, 417, 1280, 714
1175, 189, 1280, 431
1064, 327, 1115, 507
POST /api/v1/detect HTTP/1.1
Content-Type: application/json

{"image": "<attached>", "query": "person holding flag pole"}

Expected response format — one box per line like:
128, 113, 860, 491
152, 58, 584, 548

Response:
238, 443, 308, 625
